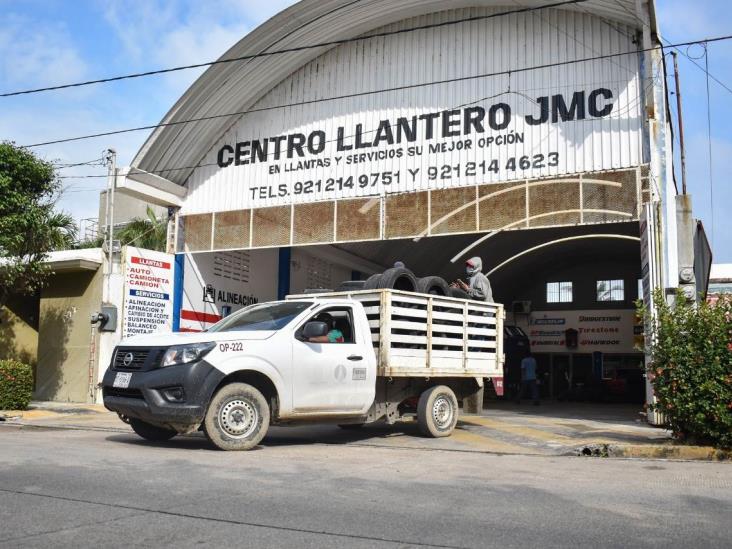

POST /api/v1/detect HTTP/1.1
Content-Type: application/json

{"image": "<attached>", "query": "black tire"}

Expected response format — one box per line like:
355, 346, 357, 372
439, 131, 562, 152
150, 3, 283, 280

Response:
204, 383, 270, 451
337, 423, 365, 430
129, 418, 177, 442
416, 276, 450, 296
377, 267, 418, 292
336, 280, 366, 292
363, 273, 382, 289
448, 287, 470, 300
417, 385, 459, 437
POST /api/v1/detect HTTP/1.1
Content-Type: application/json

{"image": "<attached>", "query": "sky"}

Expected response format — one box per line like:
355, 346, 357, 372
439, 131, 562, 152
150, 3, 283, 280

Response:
1, 0, 730, 261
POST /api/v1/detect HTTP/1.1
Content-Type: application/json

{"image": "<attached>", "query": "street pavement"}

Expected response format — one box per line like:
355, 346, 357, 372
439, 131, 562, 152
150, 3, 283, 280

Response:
2, 401, 673, 457
1, 417, 730, 548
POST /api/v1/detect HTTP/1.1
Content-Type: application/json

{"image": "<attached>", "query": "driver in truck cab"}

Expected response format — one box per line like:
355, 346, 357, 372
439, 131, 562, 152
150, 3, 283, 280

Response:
307, 312, 345, 343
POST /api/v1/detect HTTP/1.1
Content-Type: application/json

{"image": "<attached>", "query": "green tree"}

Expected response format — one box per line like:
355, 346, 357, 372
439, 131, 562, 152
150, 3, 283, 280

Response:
640, 290, 732, 448
115, 206, 168, 252
0, 141, 78, 309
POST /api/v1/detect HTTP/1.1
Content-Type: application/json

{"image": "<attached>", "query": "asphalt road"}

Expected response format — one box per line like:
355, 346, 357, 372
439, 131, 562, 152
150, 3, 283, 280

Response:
0, 424, 730, 548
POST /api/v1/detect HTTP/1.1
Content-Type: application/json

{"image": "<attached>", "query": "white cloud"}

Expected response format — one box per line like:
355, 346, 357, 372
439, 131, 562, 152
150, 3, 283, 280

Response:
98, 0, 261, 92
0, 15, 88, 91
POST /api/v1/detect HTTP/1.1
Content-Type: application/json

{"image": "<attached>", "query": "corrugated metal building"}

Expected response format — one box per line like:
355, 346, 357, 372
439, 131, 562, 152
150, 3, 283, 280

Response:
115, 0, 696, 409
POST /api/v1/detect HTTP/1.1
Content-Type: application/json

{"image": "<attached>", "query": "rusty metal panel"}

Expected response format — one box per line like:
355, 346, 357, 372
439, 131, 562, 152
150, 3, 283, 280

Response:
529, 180, 581, 227
335, 198, 381, 242
183, 214, 212, 252
429, 187, 476, 235
251, 206, 291, 248
213, 210, 250, 250
478, 181, 527, 231
385, 192, 428, 239
583, 169, 638, 223
293, 201, 335, 244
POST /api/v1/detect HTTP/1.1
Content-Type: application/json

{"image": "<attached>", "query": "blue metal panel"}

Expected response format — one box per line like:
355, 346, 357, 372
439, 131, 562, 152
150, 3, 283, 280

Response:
278, 247, 291, 299
172, 253, 185, 331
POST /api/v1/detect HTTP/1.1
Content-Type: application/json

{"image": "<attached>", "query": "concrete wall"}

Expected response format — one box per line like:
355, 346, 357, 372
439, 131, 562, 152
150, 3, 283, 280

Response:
499, 258, 643, 314
0, 294, 39, 366
98, 190, 166, 228
35, 269, 103, 403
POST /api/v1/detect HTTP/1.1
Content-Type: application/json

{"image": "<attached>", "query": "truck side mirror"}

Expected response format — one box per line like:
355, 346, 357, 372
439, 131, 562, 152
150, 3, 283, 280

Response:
302, 321, 329, 340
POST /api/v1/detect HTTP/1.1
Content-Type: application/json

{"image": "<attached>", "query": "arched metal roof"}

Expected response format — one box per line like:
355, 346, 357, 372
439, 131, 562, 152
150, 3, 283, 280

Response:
131, 0, 655, 186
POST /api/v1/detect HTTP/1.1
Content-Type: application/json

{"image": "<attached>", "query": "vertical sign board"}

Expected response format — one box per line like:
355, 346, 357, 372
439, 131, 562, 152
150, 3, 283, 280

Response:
122, 246, 175, 338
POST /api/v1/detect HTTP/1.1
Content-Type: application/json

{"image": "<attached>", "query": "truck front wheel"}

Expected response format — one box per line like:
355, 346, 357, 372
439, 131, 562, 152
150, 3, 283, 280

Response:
417, 385, 459, 437
204, 383, 270, 451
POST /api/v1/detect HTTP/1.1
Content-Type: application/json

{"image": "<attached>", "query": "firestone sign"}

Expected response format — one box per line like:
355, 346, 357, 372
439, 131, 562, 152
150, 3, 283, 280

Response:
528, 310, 640, 354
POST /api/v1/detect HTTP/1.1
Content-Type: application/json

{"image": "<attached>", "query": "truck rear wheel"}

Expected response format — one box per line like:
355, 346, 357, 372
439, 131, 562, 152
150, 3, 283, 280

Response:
129, 418, 177, 442
417, 385, 458, 437
204, 383, 270, 451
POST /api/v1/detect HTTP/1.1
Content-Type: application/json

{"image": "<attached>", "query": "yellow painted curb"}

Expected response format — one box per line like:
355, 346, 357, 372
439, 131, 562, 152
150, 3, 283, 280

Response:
608, 444, 732, 461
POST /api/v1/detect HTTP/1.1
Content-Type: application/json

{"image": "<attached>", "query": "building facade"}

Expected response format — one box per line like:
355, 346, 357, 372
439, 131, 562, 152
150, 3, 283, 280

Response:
15, 0, 698, 408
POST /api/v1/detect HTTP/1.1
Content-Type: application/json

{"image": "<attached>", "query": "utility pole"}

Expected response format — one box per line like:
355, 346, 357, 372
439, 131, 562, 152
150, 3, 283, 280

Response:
104, 149, 117, 274
671, 52, 688, 195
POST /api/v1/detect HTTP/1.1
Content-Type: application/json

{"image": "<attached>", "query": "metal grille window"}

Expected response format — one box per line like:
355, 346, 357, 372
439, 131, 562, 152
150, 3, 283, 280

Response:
213, 251, 250, 283
597, 279, 625, 301
306, 256, 333, 289
546, 281, 573, 303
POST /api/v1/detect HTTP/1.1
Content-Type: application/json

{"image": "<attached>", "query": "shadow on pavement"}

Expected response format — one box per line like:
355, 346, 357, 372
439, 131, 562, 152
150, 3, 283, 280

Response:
484, 400, 646, 424
104, 422, 424, 452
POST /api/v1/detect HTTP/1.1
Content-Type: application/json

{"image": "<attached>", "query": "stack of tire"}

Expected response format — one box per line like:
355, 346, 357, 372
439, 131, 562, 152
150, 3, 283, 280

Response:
336, 264, 468, 299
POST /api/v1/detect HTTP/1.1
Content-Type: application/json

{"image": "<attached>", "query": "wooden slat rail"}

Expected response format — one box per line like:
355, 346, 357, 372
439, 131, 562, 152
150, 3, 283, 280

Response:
288, 288, 504, 378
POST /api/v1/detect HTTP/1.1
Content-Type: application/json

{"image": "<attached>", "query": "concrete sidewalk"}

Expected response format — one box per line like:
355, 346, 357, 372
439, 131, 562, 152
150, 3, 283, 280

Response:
2, 400, 729, 460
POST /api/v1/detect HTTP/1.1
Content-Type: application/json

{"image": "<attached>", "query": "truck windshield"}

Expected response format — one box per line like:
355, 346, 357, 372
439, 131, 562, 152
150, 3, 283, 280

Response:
208, 301, 313, 332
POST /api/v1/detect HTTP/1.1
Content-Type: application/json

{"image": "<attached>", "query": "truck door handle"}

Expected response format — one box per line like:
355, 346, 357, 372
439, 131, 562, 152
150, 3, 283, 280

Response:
347, 355, 363, 361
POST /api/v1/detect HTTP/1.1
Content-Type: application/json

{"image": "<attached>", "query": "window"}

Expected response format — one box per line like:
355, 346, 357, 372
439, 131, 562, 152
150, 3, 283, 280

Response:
208, 301, 312, 332
299, 307, 355, 343
597, 279, 624, 301
546, 281, 573, 303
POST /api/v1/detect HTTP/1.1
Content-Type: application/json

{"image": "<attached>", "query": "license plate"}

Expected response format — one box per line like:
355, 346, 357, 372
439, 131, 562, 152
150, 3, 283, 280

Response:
113, 372, 132, 389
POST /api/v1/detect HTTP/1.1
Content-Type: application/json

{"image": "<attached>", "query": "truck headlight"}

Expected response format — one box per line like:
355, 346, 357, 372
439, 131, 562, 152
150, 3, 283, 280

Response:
161, 342, 216, 367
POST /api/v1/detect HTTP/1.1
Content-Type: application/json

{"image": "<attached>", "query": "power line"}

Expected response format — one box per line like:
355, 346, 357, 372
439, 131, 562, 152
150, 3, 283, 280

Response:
53, 157, 107, 168
22, 33, 732, 150
0, 0, 588, 98
55, 72, 655, 183
610, 0, 732, 97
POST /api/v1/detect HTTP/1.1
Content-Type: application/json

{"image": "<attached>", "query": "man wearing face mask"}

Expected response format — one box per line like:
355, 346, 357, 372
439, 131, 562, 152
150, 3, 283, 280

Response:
451, 256, 493, 302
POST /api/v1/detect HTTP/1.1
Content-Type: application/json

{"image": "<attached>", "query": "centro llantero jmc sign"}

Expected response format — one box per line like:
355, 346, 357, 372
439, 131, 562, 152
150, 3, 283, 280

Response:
208, 88, 623, 205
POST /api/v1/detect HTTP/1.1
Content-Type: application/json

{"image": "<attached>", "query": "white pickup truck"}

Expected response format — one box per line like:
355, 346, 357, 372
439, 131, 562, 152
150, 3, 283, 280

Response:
102, 289, 505, 450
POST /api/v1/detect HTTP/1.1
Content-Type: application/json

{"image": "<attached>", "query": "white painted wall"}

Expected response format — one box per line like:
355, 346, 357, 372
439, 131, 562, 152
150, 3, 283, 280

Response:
182, 7, 643, 215
179, 249, 279, 332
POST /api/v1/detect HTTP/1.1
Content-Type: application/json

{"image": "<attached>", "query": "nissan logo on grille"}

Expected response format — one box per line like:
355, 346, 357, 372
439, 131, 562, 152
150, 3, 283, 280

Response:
123, 352, 135, 366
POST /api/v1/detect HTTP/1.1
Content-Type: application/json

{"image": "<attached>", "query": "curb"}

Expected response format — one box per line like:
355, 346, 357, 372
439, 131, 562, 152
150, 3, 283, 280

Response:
573, 442, 732, 461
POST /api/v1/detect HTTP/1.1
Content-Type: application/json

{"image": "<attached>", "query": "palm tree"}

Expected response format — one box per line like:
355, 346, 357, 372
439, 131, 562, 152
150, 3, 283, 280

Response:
46, 211, 78, 250
115, 206, 168, 252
